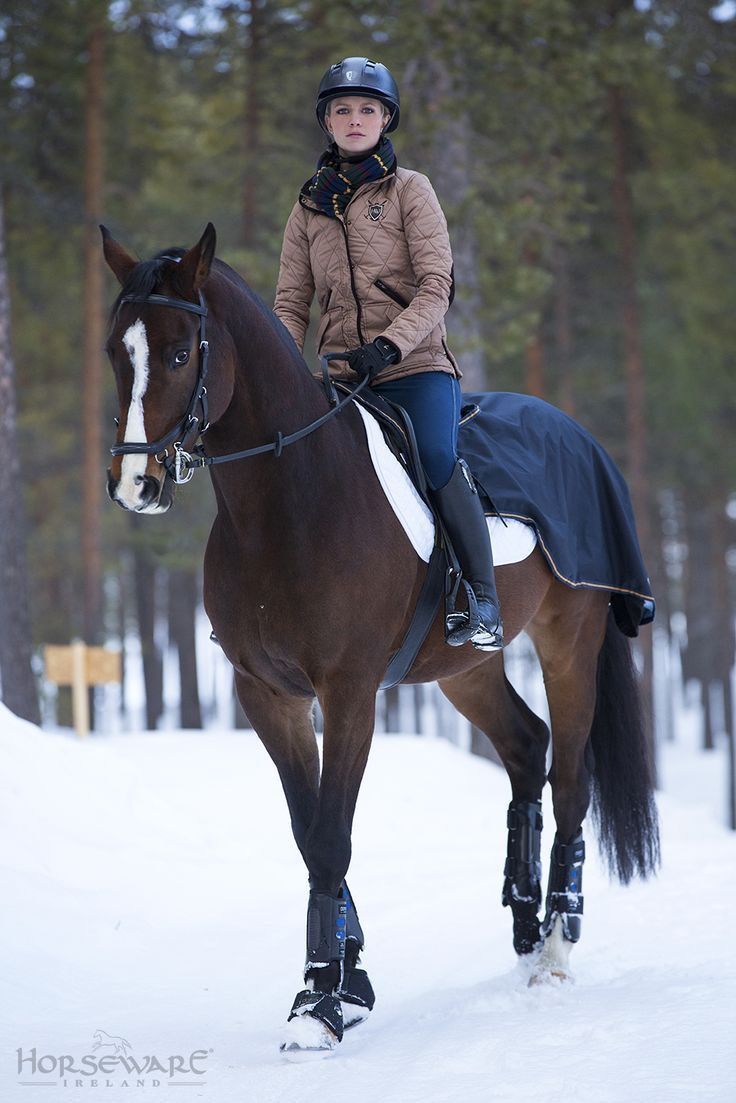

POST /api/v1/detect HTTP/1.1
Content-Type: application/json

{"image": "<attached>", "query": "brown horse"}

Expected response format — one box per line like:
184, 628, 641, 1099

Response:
102, 224, 659, 1057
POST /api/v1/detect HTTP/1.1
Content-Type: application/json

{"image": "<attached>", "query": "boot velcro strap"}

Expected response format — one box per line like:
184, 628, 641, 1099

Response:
288, 990, 344, 1042
337, 967, 375, 1011
547, 891, 584, 916
552, 839, 585, 866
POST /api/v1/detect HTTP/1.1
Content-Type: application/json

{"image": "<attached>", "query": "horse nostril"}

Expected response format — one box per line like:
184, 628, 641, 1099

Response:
137, 474, 160, 506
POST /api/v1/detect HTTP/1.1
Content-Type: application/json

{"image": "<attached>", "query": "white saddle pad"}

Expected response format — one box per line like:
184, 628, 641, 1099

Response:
355, 404, 538, 565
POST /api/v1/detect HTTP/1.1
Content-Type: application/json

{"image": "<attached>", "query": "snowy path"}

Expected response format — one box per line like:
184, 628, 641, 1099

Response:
1, 706, 734, 1102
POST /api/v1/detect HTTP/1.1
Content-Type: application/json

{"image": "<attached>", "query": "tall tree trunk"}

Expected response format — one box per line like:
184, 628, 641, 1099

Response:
524, 332, 545, 399
403, 12, 486, 390
383, 685, 400, 733
681, 494, 716, 750
554, 243, 575, 416
522, 239, 545, 399
712, 490, 734, 760
242, 0, 262, 249
608, 83, 655, 774
82, 19, 105, 653
168, 567, 202, 729
413, 683, 424, 735
0, 189, 40, 725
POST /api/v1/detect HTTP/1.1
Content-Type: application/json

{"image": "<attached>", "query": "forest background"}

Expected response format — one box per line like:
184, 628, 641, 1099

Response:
0, 1, 734, 813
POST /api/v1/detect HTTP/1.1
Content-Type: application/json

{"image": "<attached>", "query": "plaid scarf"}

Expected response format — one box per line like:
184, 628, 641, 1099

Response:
300, 137, 396, 218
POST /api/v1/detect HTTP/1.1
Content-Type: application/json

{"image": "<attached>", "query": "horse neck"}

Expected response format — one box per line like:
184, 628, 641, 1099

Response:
203, 278, 351, 511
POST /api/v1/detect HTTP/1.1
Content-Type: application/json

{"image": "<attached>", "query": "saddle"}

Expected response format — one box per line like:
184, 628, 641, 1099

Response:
332, 380, 482, 507
330, 380, 483, 689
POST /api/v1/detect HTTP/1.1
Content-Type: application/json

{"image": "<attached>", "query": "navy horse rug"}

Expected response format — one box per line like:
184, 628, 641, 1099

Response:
458, 391, 655, 637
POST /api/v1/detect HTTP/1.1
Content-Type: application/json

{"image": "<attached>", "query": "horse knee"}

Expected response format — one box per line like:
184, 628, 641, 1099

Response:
304, 821, 351, 895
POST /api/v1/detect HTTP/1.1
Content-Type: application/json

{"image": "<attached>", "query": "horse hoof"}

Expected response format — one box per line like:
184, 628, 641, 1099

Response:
340, 999, 370, 1031
280, 1014, 339, 1060
528, 964, 574, 987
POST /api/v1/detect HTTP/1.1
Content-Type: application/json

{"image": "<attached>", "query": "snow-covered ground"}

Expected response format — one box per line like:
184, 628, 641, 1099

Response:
1, 702, 735, 1102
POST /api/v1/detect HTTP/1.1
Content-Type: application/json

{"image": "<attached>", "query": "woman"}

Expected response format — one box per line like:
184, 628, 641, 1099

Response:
274, 56, 503, 651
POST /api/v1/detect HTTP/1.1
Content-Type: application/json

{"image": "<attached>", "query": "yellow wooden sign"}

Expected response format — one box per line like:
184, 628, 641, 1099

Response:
45, 645, 121, 686
44, 641, 122, 738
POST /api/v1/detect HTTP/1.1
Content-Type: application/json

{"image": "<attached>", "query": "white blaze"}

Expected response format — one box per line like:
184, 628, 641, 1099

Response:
117, 319, 151, 506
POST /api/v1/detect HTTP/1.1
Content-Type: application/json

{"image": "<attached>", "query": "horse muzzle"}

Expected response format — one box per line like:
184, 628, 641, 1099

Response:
106, 468, 173, 514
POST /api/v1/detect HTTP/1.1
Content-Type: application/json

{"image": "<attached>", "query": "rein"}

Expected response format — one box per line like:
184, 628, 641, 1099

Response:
109, 290, 368, 484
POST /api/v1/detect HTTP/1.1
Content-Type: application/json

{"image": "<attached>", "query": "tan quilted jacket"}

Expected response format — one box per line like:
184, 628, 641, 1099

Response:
273, 166, 460, 383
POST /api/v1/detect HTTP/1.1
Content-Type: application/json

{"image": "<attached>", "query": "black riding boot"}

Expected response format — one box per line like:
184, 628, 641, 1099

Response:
432, 460, 503, 651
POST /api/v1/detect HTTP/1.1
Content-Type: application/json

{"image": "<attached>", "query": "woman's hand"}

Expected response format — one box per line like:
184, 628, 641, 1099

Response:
346, 337, 400, 380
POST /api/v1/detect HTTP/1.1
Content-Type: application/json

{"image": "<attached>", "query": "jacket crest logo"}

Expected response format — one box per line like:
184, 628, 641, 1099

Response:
366, 202, 385, 222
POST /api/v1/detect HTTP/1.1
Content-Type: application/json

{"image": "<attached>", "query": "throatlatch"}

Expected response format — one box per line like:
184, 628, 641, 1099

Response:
541, 832, 585, 943
502, 799, 543, 955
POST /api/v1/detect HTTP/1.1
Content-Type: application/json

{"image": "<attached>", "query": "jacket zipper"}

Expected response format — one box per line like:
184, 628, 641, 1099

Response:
374, 278, 410, 309
339, 217, 365, 345
301, 183, 389, 348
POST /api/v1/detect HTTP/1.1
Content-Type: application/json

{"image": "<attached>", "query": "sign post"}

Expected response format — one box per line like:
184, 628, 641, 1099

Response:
44, 641, 122, 737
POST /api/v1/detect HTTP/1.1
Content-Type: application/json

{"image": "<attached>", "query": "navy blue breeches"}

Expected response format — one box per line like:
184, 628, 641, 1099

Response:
371, 371, 462, 491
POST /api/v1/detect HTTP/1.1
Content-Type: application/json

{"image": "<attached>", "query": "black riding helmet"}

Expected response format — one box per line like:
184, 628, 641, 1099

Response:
316, 57, 400, 136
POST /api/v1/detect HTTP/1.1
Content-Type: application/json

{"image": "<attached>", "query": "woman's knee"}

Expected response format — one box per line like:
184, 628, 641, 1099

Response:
420, 446, 456, 490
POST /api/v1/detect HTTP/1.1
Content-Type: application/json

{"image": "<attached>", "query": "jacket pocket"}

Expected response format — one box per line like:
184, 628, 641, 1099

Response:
374, 278, 410, 309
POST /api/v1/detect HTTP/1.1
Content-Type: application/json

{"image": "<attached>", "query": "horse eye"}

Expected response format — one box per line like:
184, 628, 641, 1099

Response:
174, 350, 189, 366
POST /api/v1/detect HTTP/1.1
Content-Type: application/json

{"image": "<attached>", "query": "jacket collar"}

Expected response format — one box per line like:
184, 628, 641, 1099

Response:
299, 173, 396, 217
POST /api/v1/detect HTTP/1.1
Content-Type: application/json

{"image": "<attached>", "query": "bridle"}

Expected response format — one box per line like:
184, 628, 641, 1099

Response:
110, 291, 211, 484
109, 290, 368, 485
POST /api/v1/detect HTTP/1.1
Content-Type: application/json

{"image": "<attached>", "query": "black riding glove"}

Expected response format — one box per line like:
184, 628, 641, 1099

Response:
346, 337, 400, 382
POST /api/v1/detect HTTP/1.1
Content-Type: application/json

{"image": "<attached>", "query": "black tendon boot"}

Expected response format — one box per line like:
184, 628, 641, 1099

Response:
283, 891, 348, 1046
502, 800, 543, 954
282, 884, 376, 1051
541, 832, 585, 943
433, 460, 503, 650
336, 881, 375, 1028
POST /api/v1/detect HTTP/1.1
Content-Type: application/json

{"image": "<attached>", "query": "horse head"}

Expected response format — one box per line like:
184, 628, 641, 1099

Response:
102, 223, 227, 513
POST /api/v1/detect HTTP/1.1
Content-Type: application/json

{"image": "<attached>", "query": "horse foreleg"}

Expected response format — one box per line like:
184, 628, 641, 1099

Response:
233, 672, 374, 1051
280, 678, 378, 1057
234, 671, 320, 855
528, 588, 608, 981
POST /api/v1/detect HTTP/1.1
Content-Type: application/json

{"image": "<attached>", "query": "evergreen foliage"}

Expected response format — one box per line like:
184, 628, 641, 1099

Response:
1, 0, 733, 740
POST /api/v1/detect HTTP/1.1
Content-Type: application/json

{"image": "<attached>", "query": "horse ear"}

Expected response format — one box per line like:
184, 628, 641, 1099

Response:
178, 223, 217, 293
100, 225, 137, 285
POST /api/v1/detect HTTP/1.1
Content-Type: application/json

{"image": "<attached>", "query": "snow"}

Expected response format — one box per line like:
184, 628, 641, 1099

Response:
1, 702, 735, 1101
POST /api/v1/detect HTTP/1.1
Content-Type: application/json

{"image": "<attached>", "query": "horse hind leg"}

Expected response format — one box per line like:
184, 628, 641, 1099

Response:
527, 587, 610, 982
438, 661, 550, 958
534, 597, 660, 983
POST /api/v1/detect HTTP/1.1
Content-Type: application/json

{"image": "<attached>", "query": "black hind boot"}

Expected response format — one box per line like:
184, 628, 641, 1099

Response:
433, 460, 503, 651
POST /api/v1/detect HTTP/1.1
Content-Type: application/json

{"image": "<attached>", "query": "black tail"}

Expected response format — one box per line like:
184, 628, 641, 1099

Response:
588, 609, 660, 883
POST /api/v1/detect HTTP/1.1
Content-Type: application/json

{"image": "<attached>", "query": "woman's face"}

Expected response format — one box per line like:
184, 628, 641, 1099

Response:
325, 96, 388, 157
